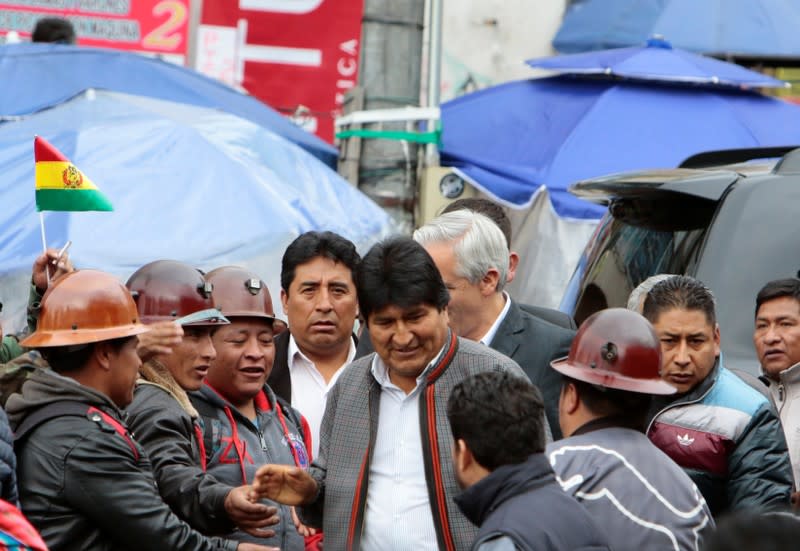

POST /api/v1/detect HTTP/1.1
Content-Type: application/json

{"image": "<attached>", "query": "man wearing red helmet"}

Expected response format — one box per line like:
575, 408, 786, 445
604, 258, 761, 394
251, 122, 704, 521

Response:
6, 270, 272, 551
125, 260, 281, 540
191, 266, 312, 551
546, 308, 714, 551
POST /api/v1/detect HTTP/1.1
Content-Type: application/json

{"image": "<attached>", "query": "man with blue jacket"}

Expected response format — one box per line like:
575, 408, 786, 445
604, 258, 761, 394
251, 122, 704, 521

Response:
643, 275, 794, 515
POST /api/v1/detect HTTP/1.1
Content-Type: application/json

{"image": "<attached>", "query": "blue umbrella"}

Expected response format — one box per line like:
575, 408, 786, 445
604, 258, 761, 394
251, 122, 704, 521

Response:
528, 37, 788, 89
0, 89, 391, 278
0, 43, 338, 167
439, 76, 800, 219
553, 0, 800, 58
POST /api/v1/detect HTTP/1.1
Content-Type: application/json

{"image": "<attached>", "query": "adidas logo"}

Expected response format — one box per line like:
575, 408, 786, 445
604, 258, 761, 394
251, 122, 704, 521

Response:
677, 433, 695, 447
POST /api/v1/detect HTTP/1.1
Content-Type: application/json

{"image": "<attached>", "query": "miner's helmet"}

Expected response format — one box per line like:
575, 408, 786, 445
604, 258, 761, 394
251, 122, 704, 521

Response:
550, 308, 677, 395
125, 260, 228, 326
21, 270, 149, 348
205, 266, 287, 334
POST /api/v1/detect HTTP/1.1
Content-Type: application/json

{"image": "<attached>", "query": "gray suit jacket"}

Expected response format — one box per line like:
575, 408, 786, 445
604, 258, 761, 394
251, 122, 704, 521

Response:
302, 332, 527, 551
490, 299, 575, 440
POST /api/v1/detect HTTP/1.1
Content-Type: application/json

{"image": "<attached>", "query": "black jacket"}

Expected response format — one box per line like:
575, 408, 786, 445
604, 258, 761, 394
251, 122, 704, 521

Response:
126, 382, 234, 535
5, 369, 237, 551
489, 300, 574, 440
269, 330, 358, 404
0, 407, 17, 506
455, 454, 610, 551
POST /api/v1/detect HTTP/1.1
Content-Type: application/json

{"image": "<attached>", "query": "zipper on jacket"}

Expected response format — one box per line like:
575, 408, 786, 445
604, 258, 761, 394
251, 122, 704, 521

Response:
259, 431, 267, 451
646, 379, 714, 435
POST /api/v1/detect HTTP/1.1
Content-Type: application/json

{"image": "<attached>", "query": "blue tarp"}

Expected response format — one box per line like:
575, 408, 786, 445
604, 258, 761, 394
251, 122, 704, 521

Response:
554, 0, 800, 57
0, 43, 338, 167
439, 76, 800, 220
0, 90, 391, 276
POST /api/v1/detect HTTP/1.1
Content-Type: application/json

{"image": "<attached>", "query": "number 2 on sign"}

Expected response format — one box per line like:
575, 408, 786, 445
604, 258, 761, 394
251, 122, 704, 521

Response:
143, 1, 188, 50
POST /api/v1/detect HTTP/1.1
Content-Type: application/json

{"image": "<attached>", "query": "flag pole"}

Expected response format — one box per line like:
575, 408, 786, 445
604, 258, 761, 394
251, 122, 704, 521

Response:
38, 211, 50, 285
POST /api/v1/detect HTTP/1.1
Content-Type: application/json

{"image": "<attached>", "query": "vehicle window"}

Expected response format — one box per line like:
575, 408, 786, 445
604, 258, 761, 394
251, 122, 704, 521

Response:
565, 196, 713, 325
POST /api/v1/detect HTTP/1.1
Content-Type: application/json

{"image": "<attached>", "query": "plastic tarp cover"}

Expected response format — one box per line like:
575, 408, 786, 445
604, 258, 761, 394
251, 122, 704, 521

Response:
553, 0, 800, 57
0, 43, 338, 167
0, 90, 393, 333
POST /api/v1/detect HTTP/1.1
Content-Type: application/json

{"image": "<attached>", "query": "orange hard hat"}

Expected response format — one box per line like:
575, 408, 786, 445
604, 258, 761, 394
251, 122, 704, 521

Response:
21, 270, 149, 348
551, 308, 677, 395
126, 260, 227, 326
205, 266, 277, 321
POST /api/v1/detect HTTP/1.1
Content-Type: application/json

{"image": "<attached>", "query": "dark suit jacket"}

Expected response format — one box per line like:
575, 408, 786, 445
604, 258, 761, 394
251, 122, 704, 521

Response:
268, 330, 358, 404
268, 330, 294, 404
519, 304, 577, 330
490, 299, 575, 440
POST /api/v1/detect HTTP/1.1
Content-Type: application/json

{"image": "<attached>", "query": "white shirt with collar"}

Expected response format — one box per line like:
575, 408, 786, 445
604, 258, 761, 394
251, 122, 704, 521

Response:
360, 347, 445, 551
287, 335, 355, 458
479, 291, 512, 347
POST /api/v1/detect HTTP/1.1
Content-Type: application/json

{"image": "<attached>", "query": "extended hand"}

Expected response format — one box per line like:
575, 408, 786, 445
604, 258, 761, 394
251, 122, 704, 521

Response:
32, 248, 74, 293
225, 485, 280, 538
136, 321, 183, 362
250, 464, 317, 506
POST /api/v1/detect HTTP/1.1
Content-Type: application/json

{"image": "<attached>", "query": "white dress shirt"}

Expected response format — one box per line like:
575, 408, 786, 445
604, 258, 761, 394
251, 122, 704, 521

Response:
360, 349, 444, 551
287, 335, 355, 458
479, 291, 512, 346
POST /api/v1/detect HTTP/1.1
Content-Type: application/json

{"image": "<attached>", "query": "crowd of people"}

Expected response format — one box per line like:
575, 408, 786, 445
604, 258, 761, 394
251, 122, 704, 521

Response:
0, 197, 799, 550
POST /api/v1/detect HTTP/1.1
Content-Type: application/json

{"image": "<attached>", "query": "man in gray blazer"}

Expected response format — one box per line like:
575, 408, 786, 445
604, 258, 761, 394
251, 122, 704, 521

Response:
414, 210, 575, 439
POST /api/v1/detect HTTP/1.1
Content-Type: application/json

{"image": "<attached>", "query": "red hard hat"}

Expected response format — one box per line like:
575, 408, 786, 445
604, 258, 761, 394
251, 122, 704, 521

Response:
551, 308, 676, 395
21, 270, 149, 348
126, 260, 227, 326
205, 266, 277, 322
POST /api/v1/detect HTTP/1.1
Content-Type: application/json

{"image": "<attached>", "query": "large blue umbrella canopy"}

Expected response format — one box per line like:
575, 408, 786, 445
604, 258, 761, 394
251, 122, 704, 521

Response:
439, 76, 800, 219
0, 43, 338, 167
553, 0, 800, 57
0, 89, 391, 277
528, 37, 788, 89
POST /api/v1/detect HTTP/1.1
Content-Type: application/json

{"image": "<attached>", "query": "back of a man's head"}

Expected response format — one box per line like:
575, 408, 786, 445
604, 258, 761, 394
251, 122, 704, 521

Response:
642, 275, 717, 327
357, 236, 449, 322
413, 210, 509, 293
448, 371, 545, 471
32, 17, 76, 44
441, 198, 512, 249
280, 231, 360, 294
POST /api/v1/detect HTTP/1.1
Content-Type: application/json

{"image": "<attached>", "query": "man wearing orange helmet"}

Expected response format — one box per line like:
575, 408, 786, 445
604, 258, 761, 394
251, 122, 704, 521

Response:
125, 260, 281, 540
5, 270, 273, 551
546, 308, 714, 551
191, 266, 312, 551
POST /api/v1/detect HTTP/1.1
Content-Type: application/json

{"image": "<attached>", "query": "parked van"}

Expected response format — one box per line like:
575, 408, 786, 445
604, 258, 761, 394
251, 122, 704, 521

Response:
561, 147, 800, 374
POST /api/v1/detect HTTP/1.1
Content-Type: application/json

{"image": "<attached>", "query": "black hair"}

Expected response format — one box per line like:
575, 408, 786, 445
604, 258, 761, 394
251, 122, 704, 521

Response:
448, 371, 545, 471
704, 512, 800, 551
441, 198, 512, 249
41, 336, 133, 373
280, 231, 361, 294
564, 376, 651, 432
642, 275, 716, 327
357, 236, 449, 322
32, 17, 77, 44
756, 278, 800, 317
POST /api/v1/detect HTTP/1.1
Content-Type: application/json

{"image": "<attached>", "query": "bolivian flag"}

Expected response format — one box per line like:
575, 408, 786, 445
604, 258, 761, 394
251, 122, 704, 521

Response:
34, 136, 113, 212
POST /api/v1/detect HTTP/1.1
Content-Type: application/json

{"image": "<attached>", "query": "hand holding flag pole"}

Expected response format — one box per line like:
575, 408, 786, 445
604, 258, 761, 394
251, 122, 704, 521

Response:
33, 136, 113, 285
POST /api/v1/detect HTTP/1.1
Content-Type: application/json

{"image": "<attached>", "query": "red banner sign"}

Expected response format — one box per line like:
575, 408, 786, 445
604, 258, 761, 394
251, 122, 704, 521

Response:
0, 1, 191, 61
198, 0, 364, 143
